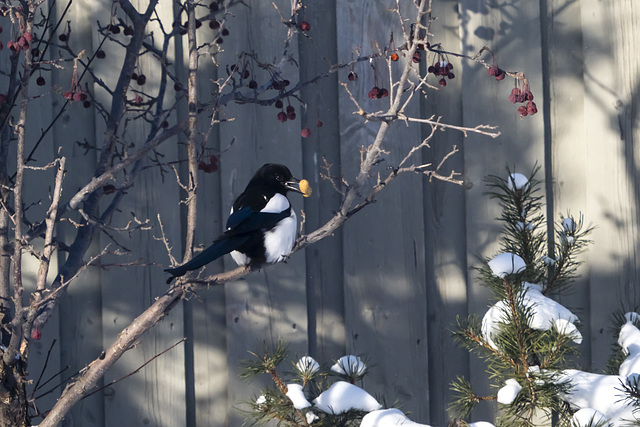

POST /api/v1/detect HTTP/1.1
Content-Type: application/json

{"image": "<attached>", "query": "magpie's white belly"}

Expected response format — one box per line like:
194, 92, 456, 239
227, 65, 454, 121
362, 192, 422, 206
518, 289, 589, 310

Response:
263, 210, 297, 263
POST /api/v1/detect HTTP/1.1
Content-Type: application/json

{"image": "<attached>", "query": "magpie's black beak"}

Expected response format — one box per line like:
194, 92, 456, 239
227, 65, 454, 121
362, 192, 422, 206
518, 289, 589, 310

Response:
284, 177, 303, 194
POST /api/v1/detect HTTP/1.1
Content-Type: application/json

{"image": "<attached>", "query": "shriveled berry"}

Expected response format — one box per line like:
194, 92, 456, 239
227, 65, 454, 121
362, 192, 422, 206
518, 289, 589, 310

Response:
162, 120, 169, 128
31, 328, 41, 341
299, 21, 310, 31
517, 105, 528, 117
390, 53, 399, 61
301, 128, 311, 138
0, 94, 7, 104
136, 74, 146, 85
277, 111, 287, 122
0, 25, 3, 34
103, 184, 116, 194
198, 161, 206, 170
7, 41, 17, 52
527, 101, 537, 115
495, 70, 506, 81
31, 47, 39, 57
209, 155, 218, 165
316, 120, 323, 127
248, 80, 258, 89
131, 72, 138, 80
286, 105, 295, 114
72, 92, 83, 102
221, 28, 229, 36
348, 71, 358, 81
58, 34, 68, 42
21, 42, 29, 51
215, 37, 223, 44
134, 95, 143, 104
412, 51, 421, 63
108, 24, 120, 34
17, 36, 27, 47
487, 66, 499, 76
63, 91, 73, 100
79, 92, 88, 101
242, 69, 250, 79
508, 93, 517, 103
96, 49, 106, 59
428, 65, 436, 74
524, 90, 534, 101
287, 112, 296, 120
275, 100, 284, 109
209, 20, 220, 29
368, 86, 380, 99
439, 78, 447, 87
123, 26, 133, 36
36, 76, 45, 86
23, 32, 32, 42
447, 72, 455, 79
83, 100, 91, 108
379, 88, 389, 98
446, 62, 454, 70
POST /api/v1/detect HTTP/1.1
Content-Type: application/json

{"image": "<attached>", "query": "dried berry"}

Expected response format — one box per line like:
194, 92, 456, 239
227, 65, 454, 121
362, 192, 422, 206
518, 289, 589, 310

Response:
108, 24, 120, 34
495, 70, 506, 81
368, 86, 380, 99
378, 88, 389, 98
31, 327, 41, 341
242, 69, 250, 79
72, 92, 83, 102
58, 34, 68, 42
31, 47, 39, 57
123, 26, 133, 36
275, 100, 284, 109
96, 49, 106, 59
412, 51, 421, 63
209, 20, 220, 30
63, 91, 73, 100
348, 71, 358, 81
286, 105, 295, 114
23, 32, 33, 42
439, 78, 447, 87
221, 28, 229, 36
162, 120, 169, 128
174, 82, 183, 91
487, 66, 499, 76
287, 111, 296, 120
136, 74, 146, 86
277, 111, 287, 122
301, 128, 311, 138
527, 101, 537, 115
248, 80, 258, 89
36, 76, 45, 86
390, 53, 399, 61
0, 94, 6, 104
316, 120, 323, 127
195, 20, 202, 29
428, 65, 436, 74
447, 72, 455, 79
83, 100, 91, 108
103, 184, 116, 194
299, 21, 311, 31
517, 105, 528, 117
131, 72, 138, 80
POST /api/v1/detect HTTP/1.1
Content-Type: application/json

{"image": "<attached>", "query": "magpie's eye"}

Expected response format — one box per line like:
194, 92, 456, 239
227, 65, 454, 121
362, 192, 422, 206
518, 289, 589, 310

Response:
275, 174, 282, 182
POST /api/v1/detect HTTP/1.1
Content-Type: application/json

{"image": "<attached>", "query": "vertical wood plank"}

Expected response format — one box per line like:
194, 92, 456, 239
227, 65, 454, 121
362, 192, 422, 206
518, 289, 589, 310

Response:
216, 2, 308, 425
459, 0, 545, 421
336, 1, 430, 422
422, 1, 470, 423
580, 0, 640, 370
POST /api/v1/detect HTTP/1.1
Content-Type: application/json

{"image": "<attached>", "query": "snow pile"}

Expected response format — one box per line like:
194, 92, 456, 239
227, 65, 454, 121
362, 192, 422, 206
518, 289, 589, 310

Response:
487, 253, 526, 278
571, 408, 610, 427
331, 355, 367, 377
558, 314, 640, 425
496, 379, 522, 405
361, 408, 430, 426
507, 173, 529, 191
285, 383, 311, 409
482, 282, 581, 349
313, 381, 382, 414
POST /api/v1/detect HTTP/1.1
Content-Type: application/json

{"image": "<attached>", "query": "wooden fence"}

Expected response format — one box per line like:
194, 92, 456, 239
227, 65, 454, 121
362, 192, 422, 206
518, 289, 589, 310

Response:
14, 0, 640, 426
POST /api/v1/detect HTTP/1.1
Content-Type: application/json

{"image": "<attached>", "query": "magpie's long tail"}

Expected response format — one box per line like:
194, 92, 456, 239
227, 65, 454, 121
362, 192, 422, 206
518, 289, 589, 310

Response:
165, 235, 249, 283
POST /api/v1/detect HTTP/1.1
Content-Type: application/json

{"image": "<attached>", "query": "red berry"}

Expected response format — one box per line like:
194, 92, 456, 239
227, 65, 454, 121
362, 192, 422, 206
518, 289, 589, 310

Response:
96, 49, 106, 59
379, 88, 389, 98
287, 112, 296, 120
21, 42, 29, 51
316, 120, 323, 127
198, 161, 206, 170
134, 95, 143, 104
23, 32, 32, 42
301, 128, 311, 138
36, 76, 45, 86
299, 21, 310, 31
487, 66, 499, 76
439, 78, 447, 87
495, 70, 506, 81
412, 51, 421, 63
508, 93, 517, 103
72, 92, 83, 101
368, 86, 380, 99
275, 100, 284, 109
390, 53, 399, 61
209, 155, 218, 165
31, 328, 41, 341
242, 70, 250, 79
348, 71, 358, 81
17, 36, 26, 47
136, 74, 146, 85
447, 72, 455, 79
7, 41, 17, 52
446, 62, 454, 70
63, 91, 73, 100
524, 90, 534, 101
277, 111, 287, 122
428, 65, 436, 74
286, 105, 295, 114
527, 101, 537, 115
517, 105, 528, 117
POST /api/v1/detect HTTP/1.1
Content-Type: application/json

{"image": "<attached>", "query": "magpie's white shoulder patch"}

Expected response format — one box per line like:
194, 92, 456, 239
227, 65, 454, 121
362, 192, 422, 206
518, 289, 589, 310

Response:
261, 193, 290, 213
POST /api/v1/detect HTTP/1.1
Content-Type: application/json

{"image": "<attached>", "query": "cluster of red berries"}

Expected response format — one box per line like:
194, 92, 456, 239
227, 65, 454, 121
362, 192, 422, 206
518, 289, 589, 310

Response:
63, 89, 90, 108
276, 102, 296, 122
509, 84, 537, 117
368, 86, 389, 99
428, 58, 455, 87
198, 155, 219, 173
487, 66, 506, 81
7, 31, 32, 53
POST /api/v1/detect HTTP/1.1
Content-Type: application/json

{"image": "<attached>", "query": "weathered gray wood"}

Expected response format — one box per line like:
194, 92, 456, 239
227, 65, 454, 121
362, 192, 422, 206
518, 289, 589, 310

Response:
216, 2, 308, 425
580, 0, 640, 370
459, 0, 546, 421
336, 1, 430, 422
422, 2, 471, 424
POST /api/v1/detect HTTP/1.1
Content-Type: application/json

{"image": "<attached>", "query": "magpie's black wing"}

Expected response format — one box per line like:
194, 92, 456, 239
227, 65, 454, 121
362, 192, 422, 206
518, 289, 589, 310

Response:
224, 206, 291, 235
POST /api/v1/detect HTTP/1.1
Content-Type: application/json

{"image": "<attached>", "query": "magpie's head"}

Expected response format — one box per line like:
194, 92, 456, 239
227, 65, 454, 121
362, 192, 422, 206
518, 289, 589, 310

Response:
252, 163, 304, 195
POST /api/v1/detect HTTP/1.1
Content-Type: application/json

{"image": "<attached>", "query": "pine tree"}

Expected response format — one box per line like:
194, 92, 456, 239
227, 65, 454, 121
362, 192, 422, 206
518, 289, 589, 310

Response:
449, 166, 593, 426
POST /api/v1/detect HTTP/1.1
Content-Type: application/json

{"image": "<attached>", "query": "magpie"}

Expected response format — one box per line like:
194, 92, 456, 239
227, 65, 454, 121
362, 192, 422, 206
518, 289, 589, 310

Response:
165, 163, 310, 283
